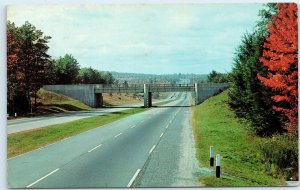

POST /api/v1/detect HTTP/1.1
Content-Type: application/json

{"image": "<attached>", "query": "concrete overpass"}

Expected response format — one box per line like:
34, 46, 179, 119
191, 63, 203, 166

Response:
43, 83, 229, 108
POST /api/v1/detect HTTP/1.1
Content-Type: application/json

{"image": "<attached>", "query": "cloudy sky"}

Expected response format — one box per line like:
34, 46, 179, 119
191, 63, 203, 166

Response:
7, 3, 262, 74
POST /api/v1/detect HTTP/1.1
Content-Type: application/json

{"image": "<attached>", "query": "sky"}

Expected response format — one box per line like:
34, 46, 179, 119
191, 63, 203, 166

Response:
7, 3, 263, 74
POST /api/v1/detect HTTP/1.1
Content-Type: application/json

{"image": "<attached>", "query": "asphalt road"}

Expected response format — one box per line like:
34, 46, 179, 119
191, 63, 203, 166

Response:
7, 93, 177, 134
8, 92, 200, 188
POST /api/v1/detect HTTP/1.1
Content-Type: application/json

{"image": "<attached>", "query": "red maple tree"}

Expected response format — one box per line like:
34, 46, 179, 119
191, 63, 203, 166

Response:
258, 3, 298, 133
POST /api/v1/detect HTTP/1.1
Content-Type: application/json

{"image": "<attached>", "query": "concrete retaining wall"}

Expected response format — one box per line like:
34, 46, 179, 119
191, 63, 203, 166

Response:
43, 84, 96, 107
195, 83, 229, 104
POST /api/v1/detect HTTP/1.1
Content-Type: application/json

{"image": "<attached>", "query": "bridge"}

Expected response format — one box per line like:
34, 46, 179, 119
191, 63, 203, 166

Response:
43, 83, 229, 108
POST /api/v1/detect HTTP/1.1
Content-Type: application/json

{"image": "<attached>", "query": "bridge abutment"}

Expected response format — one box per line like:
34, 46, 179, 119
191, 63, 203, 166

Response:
43, 84, 96, 107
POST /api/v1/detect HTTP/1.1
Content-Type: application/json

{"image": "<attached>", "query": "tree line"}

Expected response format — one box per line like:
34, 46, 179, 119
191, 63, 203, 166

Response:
7, 21, 115, 114
111, 71, 208, 84
228, 3, 297, 179
228, 3, 297, 136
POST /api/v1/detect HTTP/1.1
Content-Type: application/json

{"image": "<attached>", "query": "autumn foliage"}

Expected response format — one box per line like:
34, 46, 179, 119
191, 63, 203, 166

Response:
258, 3, 298, 133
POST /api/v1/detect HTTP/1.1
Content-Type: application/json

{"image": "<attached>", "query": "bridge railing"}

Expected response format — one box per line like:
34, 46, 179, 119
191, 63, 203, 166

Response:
94, 84, 144, 93
148, 84, 195, 92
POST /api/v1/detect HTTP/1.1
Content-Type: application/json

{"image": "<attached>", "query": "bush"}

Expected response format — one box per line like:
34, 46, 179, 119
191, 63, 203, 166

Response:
258, 134, 298, 180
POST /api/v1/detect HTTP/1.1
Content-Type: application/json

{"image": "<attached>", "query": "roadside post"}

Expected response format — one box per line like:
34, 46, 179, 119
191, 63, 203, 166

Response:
210, 146, 214, 167
216, 154, 221, 178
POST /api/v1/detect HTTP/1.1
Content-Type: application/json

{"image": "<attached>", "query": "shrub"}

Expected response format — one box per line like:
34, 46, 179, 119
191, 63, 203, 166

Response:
258, 134, 298, 180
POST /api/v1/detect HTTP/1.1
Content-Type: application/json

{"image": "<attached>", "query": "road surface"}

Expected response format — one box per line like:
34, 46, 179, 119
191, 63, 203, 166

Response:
7, 93, 178, 134
8, 92, 200, 188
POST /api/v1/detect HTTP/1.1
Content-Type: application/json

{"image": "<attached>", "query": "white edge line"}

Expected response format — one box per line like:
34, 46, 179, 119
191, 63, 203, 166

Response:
88, 144, 102, 153
127, 169, 141, 187
160, 133, 164, 138
149, 145, 156, 154
114, 133, 122, 138
26, 168, 60, 188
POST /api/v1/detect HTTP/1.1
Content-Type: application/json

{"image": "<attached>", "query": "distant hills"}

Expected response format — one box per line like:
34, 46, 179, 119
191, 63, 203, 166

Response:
110, 71, 207, 84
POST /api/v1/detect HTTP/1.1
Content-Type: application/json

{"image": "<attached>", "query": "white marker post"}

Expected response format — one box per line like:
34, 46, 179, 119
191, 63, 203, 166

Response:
14, 112, 17, 118
210, 146, 214, 167
216, 154, 221, 178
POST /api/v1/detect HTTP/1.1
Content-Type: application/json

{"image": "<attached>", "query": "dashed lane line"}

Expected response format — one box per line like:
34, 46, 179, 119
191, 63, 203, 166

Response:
114, 133, 122, 138
130, 125, 136, 129
88, 144, 102, 153
160, 132, 164, 138
26, 168, 60, 188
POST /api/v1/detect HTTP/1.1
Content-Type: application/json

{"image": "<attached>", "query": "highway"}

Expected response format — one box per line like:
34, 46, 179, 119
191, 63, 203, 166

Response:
8, 92, 200, 188
7, 93, 176, 134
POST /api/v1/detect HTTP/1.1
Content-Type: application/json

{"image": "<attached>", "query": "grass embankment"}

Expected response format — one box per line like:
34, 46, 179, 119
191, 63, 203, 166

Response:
37, 89, 92, 113
38, 89, 144, 113
8, 108, 145, 158
192, 90, 284, 186
103, 93, 143, 106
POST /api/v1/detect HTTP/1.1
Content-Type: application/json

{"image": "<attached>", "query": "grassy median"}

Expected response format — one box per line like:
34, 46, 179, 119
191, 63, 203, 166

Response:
8, 108, 145, 158
192, 90, 284, 186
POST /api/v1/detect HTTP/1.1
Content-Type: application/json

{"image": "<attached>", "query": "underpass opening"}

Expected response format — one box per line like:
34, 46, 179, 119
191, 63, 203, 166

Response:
99, 93, 144, 108
94, 93, 103, 108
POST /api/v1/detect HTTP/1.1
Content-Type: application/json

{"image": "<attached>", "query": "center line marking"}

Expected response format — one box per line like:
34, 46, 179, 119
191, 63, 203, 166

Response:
26, 168, 60, 188
130, 125, 136, 128
88, 144, 102, 153
127, 169, 141, 187
160, 133, 164, 138
114, 133, 122, 138
149, 145, 156, 154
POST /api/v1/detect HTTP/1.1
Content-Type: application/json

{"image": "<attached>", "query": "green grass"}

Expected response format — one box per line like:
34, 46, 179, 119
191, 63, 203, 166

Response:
192, 90, 285, 186
8, 108, 145, 158
38, 88, 92, 112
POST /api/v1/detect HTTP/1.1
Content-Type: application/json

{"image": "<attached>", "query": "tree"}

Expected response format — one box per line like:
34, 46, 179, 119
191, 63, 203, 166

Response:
258, 3, 298, 133
54, 54, 80, 84
7, 22, 21, 114
103, 72, 115, 84
77, 68, 115, 84
228, 4, 285, 136
7, 21, 52, 113
207, 70, 217, 82
207, 70, 229, 83
78, 67, 102, 84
